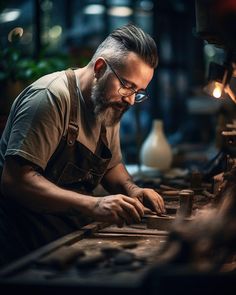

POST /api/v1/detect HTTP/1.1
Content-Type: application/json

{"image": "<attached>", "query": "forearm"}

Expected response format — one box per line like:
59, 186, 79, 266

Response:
1, 157, 97, 215
1, 157, 149, 226
102, 162, 139, 196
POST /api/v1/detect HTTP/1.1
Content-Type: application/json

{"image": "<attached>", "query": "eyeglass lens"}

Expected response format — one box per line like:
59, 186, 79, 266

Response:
105, 59, 148, 103
119, 88, 148, 102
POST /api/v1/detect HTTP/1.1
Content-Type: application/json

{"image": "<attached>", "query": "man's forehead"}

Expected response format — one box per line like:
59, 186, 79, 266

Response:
120, 53, 154, 89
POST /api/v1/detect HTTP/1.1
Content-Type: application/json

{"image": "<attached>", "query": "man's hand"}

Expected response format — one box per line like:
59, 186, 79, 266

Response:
130, 187, 166, 215
101, 163, 165, 216
91, 195, 145, 227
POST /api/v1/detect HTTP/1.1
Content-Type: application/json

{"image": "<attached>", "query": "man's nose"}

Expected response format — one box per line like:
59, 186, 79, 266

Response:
122, 94, 135, 106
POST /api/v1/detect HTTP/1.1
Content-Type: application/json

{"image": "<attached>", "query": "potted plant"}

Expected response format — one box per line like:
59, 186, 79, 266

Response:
0, 27, 70, 133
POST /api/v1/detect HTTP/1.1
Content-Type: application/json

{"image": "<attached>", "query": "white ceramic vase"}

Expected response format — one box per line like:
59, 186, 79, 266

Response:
140, 119, 173, 171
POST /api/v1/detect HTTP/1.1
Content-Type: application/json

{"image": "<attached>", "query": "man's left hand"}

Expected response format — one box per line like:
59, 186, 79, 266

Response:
130, 187, 166, 215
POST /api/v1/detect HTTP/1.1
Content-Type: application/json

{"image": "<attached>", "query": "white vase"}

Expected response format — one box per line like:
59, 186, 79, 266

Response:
140, 119, 173, 171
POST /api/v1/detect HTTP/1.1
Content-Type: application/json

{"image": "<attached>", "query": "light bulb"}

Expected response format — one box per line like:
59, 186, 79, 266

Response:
212, 82, 223, 98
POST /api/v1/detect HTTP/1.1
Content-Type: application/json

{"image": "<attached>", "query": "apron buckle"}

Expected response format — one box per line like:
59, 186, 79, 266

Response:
67, 123, 78, 145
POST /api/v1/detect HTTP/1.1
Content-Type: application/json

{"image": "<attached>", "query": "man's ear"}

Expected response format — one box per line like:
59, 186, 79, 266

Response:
94, 58, 107, 79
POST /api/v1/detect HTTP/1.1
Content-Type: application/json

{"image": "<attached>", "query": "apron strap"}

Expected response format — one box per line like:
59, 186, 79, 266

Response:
65, 68, 109, 152
101, 125, 108, 146
65, 69, 79, 146
95, 125, 108, 155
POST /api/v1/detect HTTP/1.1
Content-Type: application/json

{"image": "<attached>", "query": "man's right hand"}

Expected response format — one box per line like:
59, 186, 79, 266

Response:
91, 195, 145, 227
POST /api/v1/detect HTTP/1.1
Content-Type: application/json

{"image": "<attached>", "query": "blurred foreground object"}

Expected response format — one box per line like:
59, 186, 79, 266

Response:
147, 164, 236, 274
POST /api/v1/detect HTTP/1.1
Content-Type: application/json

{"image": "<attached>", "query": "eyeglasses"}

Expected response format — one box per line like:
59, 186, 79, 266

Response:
104, 59, 149, 103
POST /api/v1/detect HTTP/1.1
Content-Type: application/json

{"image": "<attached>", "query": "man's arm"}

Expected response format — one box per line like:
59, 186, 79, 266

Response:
101, 162, 166, 214
1, 156, 144, 226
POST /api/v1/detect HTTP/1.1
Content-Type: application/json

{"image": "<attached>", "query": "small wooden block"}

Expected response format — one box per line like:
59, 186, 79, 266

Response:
146, 215, 193, 231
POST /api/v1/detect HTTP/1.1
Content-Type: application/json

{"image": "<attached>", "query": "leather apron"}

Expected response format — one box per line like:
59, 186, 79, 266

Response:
0, 69, 112, 266
44, 69, 112, 193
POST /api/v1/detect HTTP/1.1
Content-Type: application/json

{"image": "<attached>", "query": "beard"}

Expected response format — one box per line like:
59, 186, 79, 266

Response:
90, 75, 130, 127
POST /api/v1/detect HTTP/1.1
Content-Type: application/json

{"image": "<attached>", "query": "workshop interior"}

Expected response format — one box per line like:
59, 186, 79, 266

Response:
0, 0, 236, 293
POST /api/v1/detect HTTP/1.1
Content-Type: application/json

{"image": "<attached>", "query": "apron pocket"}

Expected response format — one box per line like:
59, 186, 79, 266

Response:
58, 162, 86, 186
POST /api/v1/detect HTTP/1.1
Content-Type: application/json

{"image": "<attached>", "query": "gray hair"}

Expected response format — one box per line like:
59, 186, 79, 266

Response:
90, 23, 158, 68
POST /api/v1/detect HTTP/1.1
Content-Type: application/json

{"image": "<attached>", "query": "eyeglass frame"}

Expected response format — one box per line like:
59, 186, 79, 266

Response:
103, 59, 149, 103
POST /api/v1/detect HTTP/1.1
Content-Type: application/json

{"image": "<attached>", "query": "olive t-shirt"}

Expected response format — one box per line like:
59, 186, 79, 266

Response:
0, 70, 122, 175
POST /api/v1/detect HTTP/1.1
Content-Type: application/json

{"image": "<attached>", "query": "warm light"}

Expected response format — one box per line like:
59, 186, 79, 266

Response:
108, 6, 133, 17
8, 27, 24, 42
49, 25, 62, 39
0, 9, 21, 23
203, 61, 236, 104
212, 82, 223, 98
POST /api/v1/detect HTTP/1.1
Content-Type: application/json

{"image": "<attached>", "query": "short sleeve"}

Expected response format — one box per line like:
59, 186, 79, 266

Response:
5, 88, 67, 169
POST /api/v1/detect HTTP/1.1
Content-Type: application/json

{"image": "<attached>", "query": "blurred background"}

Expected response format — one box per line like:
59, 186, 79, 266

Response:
1, 0, 235, 168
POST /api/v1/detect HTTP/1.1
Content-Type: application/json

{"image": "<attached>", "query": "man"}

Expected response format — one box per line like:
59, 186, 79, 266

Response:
0, 24, 165, 267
